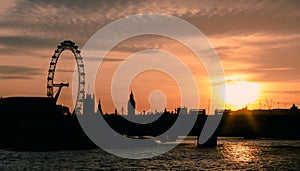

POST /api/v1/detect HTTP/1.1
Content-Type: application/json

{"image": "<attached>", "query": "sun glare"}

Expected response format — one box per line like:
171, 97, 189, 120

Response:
225, 81, 260, 109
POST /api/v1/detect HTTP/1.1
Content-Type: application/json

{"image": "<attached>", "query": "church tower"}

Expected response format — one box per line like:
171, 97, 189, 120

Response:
127, 91, 136, 117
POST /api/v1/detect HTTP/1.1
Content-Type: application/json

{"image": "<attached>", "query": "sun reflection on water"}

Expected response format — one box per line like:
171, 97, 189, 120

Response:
220, 143, 262, 163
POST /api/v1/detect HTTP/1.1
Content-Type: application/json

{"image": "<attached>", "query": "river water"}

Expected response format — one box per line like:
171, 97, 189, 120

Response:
1, 137, 299, 170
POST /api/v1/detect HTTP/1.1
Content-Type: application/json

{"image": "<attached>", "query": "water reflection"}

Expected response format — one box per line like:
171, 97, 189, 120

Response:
223, 144, 258, 162
221, 143, 261, 163
1, 139, 299, 170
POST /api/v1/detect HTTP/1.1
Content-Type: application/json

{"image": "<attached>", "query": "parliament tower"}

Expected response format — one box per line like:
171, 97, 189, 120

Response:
127, 91, 136, 117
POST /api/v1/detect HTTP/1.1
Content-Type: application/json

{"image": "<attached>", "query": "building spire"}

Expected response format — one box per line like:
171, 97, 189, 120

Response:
128, 89, 136, 117
130, 89, 134, 96
98, 99, 103, 114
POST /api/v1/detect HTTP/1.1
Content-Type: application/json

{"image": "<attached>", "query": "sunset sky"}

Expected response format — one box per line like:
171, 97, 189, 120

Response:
0, 0, 299, 113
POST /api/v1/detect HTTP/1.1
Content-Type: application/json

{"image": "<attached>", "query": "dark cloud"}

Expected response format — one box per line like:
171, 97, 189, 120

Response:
1, 0, 299, 41
260, 67, 294, 71
0, 35, 58, 49
0, 75, 35, 80
215, 46, 240, 51
108, 35, 176, 53
55, 69, 75, 73
265, 90, 300, 95
0, 0, 300, 96
102, 58, 125, 62
84, 56, 125, 62
0, 0, 299, 53
225, 66, 300, 83
0, 65, 42, 80
0, 46, 38, 56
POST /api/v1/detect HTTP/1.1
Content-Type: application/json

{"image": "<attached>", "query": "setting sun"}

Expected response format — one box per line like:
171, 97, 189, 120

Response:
225, 81, 261, 109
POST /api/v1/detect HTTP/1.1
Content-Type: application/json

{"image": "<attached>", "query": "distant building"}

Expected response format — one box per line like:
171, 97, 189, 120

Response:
176, 107, 188, 115
83, 94, 95, 114
290, 103, 298, 110
215, 109, 231, 115
189, 109, 206, 115
127, 91, 136, 117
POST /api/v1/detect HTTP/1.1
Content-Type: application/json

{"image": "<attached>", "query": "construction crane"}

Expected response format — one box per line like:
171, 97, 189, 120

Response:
53, 83, 69, 103
265, 98, 272, 110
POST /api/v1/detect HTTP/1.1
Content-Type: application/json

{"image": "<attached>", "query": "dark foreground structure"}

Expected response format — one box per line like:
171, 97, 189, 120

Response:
0, 96, 222, 151
1, 95, 299, 151
0, 97, 96, 151
220, 107, 300, 139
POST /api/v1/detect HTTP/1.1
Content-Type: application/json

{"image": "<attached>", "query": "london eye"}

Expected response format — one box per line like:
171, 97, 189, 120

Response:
47, 40, 85, 114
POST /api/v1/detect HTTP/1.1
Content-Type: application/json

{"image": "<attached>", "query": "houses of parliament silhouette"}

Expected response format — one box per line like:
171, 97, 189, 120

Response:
83, 90, 136, 116
128, 91, 136, 117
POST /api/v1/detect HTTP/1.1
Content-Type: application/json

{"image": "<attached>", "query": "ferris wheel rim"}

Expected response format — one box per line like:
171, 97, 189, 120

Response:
47, 40, 85, 114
